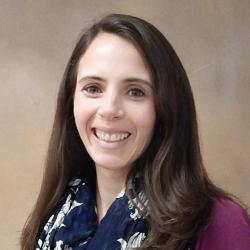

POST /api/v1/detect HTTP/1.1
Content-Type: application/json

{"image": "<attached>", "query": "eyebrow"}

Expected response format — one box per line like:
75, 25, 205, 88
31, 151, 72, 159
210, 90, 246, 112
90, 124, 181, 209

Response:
77, 75, 152, 88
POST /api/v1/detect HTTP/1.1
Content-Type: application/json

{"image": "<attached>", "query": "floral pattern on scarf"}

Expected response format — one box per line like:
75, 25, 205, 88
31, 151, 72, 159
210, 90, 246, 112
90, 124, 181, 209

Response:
36, 178, 148, 250
36, 178, 195, 250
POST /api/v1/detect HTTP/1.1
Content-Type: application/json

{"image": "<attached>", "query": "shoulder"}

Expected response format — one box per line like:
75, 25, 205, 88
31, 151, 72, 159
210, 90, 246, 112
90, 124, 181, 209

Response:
195, 198, 250, 250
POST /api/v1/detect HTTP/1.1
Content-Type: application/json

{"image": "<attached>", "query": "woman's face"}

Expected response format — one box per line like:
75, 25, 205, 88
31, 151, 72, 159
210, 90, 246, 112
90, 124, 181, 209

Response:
74, 33, 155, 174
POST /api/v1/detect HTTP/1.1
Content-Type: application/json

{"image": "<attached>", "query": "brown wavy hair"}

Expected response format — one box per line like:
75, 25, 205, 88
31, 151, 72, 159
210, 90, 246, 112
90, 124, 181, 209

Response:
21, 13, 229, 250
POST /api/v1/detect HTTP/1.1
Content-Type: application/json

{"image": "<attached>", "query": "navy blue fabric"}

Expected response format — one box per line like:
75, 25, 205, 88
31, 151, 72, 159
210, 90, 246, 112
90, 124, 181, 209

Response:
36, 178, 195, 250
36, 178, 147, 250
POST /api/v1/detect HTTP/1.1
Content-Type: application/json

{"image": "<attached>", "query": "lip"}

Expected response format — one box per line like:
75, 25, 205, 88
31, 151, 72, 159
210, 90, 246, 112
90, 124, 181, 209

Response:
91, 127, 132, 149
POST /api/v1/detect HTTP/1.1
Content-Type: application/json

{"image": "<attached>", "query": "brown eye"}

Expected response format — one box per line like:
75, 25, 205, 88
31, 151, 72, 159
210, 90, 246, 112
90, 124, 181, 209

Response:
82, 85, 102, 95
128, 88, 144, 97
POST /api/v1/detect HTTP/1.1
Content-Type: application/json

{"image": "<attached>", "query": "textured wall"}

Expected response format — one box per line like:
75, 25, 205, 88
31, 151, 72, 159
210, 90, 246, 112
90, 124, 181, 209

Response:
0, 1, 249, 249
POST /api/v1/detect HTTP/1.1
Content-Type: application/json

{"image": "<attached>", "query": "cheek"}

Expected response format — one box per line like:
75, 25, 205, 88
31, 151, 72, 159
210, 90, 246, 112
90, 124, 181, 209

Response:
73, 97, 93, 133
73, 98, 83, 128
130, 104, 156, 137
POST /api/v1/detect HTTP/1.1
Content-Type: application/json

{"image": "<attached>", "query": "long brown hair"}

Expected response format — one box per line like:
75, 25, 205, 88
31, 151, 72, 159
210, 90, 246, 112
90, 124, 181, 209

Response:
21, 14, 229, 250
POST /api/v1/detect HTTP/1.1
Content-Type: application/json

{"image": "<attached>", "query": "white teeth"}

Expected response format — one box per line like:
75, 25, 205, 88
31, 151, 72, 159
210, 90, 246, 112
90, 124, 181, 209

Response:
95, 129, 130, 142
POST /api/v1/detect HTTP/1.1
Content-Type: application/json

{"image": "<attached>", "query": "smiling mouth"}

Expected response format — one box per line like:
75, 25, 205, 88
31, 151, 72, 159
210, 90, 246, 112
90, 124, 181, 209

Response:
93, 128, 131, 143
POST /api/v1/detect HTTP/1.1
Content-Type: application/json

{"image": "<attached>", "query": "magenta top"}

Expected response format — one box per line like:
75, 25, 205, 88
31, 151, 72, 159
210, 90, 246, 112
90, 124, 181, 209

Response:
196, 199, 250, 250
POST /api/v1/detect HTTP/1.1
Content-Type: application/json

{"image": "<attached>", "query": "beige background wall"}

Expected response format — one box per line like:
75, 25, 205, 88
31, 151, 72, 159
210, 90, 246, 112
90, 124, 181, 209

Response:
0, 1, 249, 249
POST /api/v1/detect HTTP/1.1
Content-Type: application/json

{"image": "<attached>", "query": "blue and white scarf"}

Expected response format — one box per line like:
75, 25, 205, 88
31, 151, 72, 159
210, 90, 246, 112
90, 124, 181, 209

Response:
36, 178, 148, 250
36, 178, 195, 250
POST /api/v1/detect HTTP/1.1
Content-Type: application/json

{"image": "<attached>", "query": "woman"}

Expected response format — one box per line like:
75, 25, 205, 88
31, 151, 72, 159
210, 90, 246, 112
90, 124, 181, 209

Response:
21, 14, 250, 250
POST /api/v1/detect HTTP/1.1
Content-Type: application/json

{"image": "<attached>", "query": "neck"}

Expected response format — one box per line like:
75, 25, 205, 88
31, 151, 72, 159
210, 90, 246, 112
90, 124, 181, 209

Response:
95, 165, 128, 222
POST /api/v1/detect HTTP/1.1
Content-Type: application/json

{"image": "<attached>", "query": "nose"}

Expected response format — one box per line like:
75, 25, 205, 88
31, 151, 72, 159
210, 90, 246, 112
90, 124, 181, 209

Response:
97, 92, 124, 120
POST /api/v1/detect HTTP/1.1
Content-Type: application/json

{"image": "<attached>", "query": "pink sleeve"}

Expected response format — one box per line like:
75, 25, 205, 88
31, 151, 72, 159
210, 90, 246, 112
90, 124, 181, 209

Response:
195, 199, 250, 250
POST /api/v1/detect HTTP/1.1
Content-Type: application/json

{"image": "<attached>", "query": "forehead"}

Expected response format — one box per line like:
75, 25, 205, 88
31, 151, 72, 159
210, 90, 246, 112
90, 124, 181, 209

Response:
77, 33, 151, 80
82, 32, 141, 59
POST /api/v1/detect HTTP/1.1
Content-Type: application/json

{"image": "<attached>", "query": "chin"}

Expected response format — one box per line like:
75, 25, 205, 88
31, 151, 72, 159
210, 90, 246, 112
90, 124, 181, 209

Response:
93, 156, 132, 172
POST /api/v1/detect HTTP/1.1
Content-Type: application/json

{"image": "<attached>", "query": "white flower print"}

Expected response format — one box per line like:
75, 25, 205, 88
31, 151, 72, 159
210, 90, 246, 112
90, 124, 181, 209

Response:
55, 240, 63, 250
51, 195, 72, 228
69, 179, 86, 194
40, 194, 83, 249
128, 192, 148, 220
55, 240, 73, 250
117, 232, 146, 249
68, 178, 82, 187
67, 200, 83, 214
44, 215, 55, 233
35, 239, 43, 250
